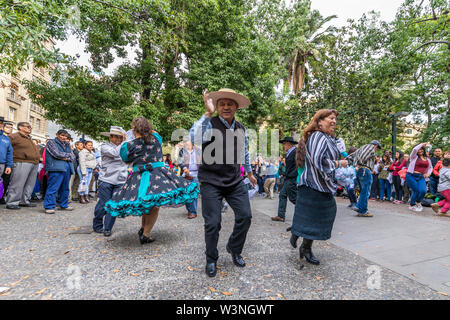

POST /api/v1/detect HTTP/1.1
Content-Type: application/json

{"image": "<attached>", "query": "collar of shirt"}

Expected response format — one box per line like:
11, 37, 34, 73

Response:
286, 146, 296, 157
218, 116, 235, 129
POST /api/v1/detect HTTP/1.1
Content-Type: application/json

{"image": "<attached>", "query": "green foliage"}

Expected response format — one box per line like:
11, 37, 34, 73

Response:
23, 0, 281, 141
0, 0, 77, 74
4, 0, 448, 150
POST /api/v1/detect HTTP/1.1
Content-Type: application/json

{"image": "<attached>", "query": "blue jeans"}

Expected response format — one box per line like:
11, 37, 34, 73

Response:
405, 173, 427, 206
185, 176, 199, 215
93, 181, 123, 232
77, 166, 93, 195
44, 162, 71, 209
356, 168, 373, 214
379, 179, 392, 201
347, 181, 357, 205
429, 176, 439, 197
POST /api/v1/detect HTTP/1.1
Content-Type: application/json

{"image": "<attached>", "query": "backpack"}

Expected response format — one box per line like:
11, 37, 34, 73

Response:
421, 198, 435, 207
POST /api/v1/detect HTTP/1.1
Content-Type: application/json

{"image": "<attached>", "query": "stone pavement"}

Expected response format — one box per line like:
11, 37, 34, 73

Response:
254, 195, 450, 296
0, 194, 448, 300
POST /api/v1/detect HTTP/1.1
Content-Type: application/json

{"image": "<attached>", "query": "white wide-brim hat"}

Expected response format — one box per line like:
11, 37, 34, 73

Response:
208, 88, 251, 109
100, 126, 126, 137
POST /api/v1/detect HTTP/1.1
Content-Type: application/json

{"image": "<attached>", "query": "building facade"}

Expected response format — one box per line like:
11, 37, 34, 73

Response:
0, 40, 54, 142
398, 121, 426, 151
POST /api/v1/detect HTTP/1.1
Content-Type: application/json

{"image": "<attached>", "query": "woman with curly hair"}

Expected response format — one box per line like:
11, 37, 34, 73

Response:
289, 109, 348, 265
105, 117, 200, 244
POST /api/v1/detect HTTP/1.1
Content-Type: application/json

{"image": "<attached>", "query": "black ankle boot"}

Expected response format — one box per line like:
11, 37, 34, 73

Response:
299, 239, 320, 265
138, 228, 144, 236
290, 234, 299, 248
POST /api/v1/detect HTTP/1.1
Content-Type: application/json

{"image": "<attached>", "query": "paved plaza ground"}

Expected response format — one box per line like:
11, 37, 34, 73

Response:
0, 193, 449, 300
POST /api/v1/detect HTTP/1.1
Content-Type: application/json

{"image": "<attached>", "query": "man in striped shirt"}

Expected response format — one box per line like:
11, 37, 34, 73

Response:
346, 140, 381, 217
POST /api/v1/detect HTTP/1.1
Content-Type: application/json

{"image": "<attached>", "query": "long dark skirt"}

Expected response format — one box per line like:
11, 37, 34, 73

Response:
291, 185, 337, 241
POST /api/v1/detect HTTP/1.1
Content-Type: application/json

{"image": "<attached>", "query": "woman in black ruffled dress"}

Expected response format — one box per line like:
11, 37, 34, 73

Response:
105, 117, 199, 244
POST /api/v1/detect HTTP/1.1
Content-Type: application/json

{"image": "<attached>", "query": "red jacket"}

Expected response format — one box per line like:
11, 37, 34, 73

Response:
433, 160, 443, 177
389, 159, 407, 176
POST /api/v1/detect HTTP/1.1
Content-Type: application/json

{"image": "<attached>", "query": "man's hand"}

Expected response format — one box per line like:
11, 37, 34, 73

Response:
5, 168, 11, 175
248, 172, 257, 187
183, 168, 190, 176
203, 89, 215, 117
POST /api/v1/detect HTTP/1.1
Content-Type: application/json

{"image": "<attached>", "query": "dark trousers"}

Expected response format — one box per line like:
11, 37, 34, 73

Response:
370, 174, 379, 199
347, 184, 357, 204
71, 174, 80, 200
392, 175, 403, 201
278, 176, 285, 193
93, 181, 122, 232
257, 175, 264, 194
1, 172, 10, 202
201, 181, 252, 264
277, 177, 297, 219
429, 176, 439, 197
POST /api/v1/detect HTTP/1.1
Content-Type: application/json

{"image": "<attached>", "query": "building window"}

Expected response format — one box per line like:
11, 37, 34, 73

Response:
10, 87, 16, 100
9, 107, 16, 121
30, 116, 35, 128
36, 119, 41, 131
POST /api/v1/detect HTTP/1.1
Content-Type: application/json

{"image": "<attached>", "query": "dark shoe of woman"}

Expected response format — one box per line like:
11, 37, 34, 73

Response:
299, 244, 320, 265
138, 228, 144, 236
139, 233, 155, 245
290, 234, 299, 248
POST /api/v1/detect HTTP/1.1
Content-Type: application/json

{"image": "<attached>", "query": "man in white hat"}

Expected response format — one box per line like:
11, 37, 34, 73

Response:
190, 88, 257, 277
93, 126, 128, 236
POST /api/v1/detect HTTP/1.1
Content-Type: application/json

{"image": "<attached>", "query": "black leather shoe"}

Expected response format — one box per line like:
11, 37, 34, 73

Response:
104, 230, 112, 237
19, 203, 37, 207
205, 262, 217, 277
6, 205, 20, 210
139, 234, 155, 244
226, 245, 245, 267
290, 234, 299, 248
138, 228, 144, 236
93, 228, 104, 233
299, 244, 320, 265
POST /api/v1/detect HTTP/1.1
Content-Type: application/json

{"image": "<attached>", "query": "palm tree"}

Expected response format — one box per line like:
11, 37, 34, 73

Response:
283, 3, 337, 94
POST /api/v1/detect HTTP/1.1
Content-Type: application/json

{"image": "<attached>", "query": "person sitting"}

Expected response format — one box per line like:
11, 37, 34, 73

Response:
431, 157, 450, 216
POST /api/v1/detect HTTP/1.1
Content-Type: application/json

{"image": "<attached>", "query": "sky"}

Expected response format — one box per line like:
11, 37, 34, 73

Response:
50, 0, 407, 138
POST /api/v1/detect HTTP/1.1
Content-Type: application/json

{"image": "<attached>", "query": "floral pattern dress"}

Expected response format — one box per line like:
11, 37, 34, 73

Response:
105, 132, 199, 218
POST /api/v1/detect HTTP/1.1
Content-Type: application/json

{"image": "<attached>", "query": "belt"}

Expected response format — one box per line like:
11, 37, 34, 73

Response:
132, 162, 165, 173
132, 162, 165, 199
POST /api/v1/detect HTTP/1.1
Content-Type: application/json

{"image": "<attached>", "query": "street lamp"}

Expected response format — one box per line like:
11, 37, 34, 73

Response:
389, 111, 409, 157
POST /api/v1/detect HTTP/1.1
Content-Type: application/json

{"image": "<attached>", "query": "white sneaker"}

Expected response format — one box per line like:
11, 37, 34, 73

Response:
416, 204, 423, 211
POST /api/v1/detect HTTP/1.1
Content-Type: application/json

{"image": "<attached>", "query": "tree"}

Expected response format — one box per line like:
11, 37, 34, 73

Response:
25, 0, 281, 140
263, 1, 335, 95
0, 0, 79, 75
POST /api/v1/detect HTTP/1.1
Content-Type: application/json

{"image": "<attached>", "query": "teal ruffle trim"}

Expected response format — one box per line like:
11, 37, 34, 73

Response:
105, 182, 200, 218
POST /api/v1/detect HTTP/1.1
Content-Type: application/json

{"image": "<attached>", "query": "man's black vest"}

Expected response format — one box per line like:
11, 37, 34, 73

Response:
198, 116, 245, 188
285, 147, 298, 179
